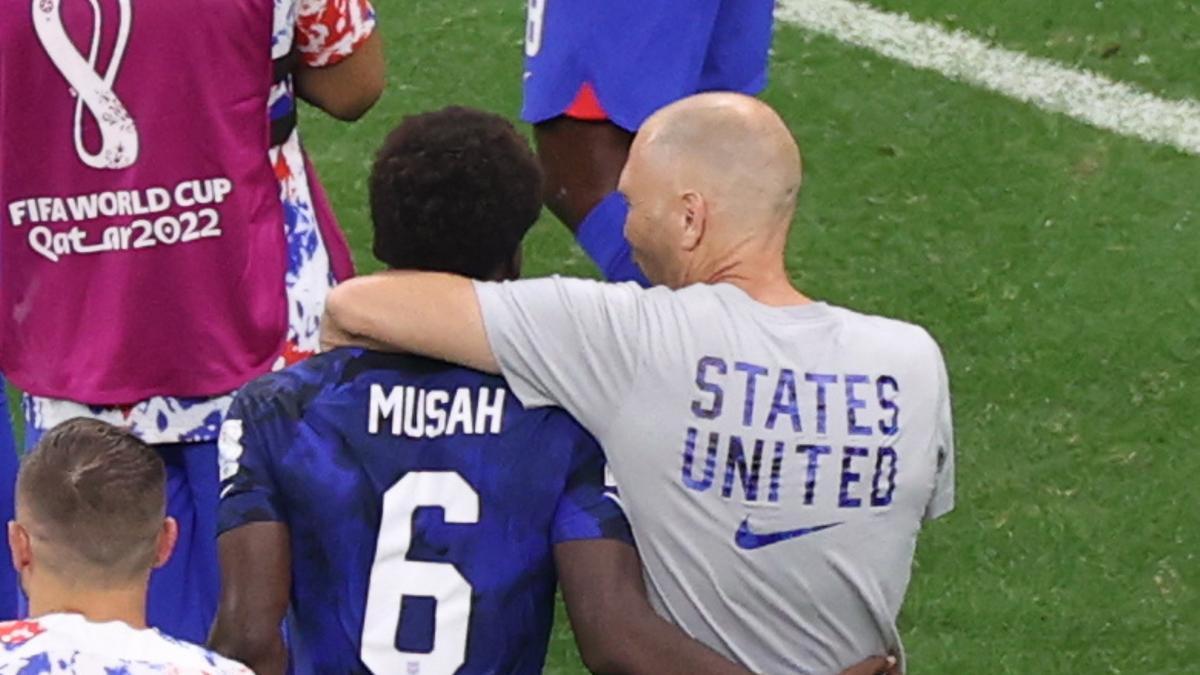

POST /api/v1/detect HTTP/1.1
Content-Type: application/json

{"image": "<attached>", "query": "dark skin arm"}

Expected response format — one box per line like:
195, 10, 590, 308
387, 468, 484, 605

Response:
208, 522, 291, 675
295, 31, 386, 121
556, 539, 898, 675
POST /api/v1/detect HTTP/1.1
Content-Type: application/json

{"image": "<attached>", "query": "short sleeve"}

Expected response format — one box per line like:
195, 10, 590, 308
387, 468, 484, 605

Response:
473, 276, 648, 434
295, 0, 377, 68
924, 346, 955, 520
549, 416, 633, 545
216, 390, 295, 534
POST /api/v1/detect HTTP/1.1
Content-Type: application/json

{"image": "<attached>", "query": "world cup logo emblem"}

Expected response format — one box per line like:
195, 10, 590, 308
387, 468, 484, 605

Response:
32, 0, 139, 170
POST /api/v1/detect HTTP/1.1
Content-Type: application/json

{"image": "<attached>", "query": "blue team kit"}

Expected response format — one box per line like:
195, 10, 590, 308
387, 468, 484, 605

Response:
219, 349, 631, 674
522, 0, 775, 131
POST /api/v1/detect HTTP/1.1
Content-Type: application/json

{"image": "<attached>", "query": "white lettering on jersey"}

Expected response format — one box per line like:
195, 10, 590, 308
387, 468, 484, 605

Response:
369, 385, 507, 439
475, 388, 506, 434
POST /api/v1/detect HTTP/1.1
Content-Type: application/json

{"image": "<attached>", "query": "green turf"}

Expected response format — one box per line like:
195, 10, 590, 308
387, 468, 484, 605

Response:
297, 2, 1197, 672
864, 0, 1200, 101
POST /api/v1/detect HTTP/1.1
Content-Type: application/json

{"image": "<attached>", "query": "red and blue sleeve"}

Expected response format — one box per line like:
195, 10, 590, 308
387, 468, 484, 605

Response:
296, 0, 378, 68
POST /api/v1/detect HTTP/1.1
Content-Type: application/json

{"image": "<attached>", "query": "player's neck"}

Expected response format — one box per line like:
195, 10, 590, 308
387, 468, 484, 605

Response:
27, 575, 150, 629
703, 251, 810, 307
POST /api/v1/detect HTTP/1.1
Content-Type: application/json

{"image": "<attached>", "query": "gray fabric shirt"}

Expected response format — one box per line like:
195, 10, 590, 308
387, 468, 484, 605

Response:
475, 278, 955, 674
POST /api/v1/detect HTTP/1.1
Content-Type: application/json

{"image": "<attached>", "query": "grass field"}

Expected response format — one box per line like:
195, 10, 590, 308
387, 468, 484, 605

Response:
295, 2, 1200, 673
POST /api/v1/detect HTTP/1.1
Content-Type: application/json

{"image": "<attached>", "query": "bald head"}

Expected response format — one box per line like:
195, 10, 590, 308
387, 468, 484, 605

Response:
637, 93, 802, 226
618, 93, 804, 288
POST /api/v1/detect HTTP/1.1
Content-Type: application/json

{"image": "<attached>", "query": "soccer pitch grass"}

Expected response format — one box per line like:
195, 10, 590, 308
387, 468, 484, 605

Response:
297, 1, 1199, 672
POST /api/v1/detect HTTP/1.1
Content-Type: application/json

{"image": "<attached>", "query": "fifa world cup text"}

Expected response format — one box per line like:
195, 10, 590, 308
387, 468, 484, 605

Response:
6, 178, 234, 262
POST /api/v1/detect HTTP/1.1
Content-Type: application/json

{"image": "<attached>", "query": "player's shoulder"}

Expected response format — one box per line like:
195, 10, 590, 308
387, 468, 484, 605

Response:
151, 630, 253, 673
0, 616, 251, 674
0, 617, 53, 656
497, 384, 600, 457
230, 348, 358, 423
514, 274, 650, 300
830, 304, 946, 363
344, 349, 507, 386
527, 404, 596, 443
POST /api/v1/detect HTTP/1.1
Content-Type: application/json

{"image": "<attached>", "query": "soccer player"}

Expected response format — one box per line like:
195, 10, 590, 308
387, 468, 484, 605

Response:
322, 93, 955, 673
210, 107, 895, 675
522, 0, 774, 283
0, 0, 382, 637
0, 418, 250, 673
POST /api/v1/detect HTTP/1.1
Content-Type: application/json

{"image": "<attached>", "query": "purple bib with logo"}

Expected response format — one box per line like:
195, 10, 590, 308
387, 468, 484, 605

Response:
0, 0, 286, 403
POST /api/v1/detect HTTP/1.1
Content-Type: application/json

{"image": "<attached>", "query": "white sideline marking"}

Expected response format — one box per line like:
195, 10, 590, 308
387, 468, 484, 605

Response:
775, 0, 1200, 155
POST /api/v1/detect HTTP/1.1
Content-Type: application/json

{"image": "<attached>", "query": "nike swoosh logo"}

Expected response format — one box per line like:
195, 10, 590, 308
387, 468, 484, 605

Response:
735, 518, 843, 550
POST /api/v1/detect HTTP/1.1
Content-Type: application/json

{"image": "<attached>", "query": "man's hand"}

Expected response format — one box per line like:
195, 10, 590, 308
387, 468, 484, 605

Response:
840, 655, 900, 675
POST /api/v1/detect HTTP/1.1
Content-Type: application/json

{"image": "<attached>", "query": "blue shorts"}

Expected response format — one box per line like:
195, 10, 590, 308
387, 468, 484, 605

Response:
521, 0, 774, 131
20, 428, 219, 643
148, 440, 220, 644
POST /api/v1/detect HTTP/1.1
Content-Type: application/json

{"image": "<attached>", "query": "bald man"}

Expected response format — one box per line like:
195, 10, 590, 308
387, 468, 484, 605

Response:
322, 93, 954, 674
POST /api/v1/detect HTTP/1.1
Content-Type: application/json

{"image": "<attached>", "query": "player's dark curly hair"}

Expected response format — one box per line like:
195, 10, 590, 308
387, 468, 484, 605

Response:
369, 106, 544, 279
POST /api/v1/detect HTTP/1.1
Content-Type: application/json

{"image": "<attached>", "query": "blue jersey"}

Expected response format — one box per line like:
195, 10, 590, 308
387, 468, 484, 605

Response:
522, 0, 774, 131
217, 349, 631, 675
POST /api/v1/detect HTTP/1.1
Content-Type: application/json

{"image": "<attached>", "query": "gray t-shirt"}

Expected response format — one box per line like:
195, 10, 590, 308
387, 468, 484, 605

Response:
475, 278, 954, 674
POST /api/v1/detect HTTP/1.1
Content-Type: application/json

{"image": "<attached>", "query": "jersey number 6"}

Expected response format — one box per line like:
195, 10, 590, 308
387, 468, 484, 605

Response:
362, 472, 479, 674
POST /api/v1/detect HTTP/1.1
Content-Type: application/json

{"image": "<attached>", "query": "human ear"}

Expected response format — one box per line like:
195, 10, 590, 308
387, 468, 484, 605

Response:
8, 521, 32, 574
153, 517, 179, 569
680, 191, 707, 252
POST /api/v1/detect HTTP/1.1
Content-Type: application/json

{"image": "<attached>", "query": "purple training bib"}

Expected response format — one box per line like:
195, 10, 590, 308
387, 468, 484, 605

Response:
0, 0, 286, 403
